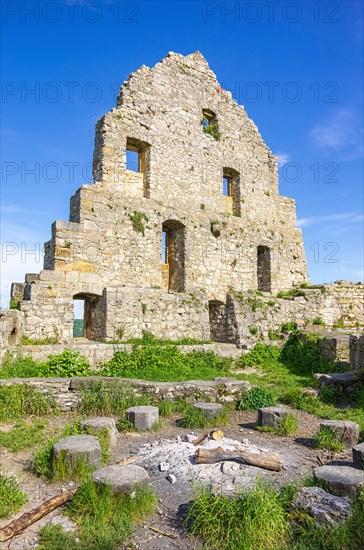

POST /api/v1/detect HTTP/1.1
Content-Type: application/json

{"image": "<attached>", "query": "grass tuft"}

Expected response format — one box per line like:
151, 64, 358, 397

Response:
0, 471, 27, 518
186, 480, 290, 550
38, 482, 156, 550
0, 384, 57, 421
179, 405, 229, 429
314, 426, 344, 452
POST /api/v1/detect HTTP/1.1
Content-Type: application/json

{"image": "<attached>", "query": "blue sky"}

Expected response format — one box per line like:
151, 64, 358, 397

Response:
1, 0, 363, 307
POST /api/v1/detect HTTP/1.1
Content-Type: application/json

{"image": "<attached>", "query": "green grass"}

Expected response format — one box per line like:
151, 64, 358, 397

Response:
186, 481, 290, 550
314, 426, 344, 452
234, 335, 364, 433
186, 482, 364, 550
0, 384, 57, 421
79, 381, 152, 416
38, 482, 156, 550
0, 471, 27, 518
179, 405, 229, 429
0, 419, 46, 452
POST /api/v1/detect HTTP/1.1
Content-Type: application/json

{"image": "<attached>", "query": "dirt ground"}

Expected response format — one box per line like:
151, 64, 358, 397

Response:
0, 408, 353, 550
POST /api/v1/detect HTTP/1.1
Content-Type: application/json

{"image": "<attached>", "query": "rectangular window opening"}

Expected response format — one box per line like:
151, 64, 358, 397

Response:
73, 299, 85, 338
223, 176, 232, 197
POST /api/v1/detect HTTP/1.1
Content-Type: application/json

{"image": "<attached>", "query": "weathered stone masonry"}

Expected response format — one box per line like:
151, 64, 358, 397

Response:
2, 51, 363, 349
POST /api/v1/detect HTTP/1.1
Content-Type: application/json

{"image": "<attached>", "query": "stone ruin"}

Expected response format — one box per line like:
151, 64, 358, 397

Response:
1, 52, 363, 352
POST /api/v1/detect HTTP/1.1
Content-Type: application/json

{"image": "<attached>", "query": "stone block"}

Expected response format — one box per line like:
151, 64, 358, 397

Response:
80, 417, 118, 447
352, 442, 364, 470
258, 407, 288, 429
92, 464, 149, 494
292, 486, 352, 526
314, 465, 364, 498
126, 405, 159, 430
194, 402, 223, 419
53, 434, 101, 469
319, 420, 359, 445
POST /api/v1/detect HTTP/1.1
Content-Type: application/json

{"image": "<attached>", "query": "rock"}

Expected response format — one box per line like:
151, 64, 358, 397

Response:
194, 402, 223, 419
80, 417, 118, 447
53, 435, 101, 469
257, 407, 288, 428
319, 420, 359, 445
185, 434, 196, 443
92, 464, 149, 494
167, 474, 177, 484
352, 442, 364, 470
315, 372, 357, 390
221, 462, 240, 474
314, 465, 364, 498
292, 486, 352, 526
126, 406, 159, 430
47, 515, 77, 532
159, 461, 169, 472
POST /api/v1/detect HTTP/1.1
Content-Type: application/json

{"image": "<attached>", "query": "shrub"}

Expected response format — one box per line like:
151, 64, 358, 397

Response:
99, 345, 232, 381
0, 384, 56, 421
180, 405, 229, 429
0, 471, 26, 518
0, 355, 44, 378
315, 426, 344, 452
281, 332, 333, 374
236, 387, 275, 411
41, 349, 90, 377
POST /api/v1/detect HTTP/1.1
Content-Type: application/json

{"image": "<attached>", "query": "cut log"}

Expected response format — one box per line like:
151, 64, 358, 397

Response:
192, 432, 209, 446
0, 488, 78, 542
195, 446, 282, 471
210, 430, 224, 441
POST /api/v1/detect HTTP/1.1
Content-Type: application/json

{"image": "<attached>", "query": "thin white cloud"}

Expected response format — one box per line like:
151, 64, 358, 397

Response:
297, 212, 362, 228
276, 153, 291, 167
309, 109, 363, 160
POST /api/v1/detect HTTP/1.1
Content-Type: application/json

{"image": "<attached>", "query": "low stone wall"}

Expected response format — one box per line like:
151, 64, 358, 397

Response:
231, 281, 363, 347
3, 342, 216, 369
0, 376, 251, 411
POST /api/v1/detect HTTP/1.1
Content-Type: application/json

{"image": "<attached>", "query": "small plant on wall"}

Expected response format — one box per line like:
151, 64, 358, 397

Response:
129, 211, 149, 236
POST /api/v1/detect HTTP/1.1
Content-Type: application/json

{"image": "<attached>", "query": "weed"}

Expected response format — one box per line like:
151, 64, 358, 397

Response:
315, 426, 344, 452
0, 471, 27, 518
180, 405, 229, 429
9, 299, 19, 310
236, 387, 275, 411
0, 419, 46, 452
202, 120, 221, 140
249, 326, 258, 336
280, 322, 297, 333
158, 398, 188, 417
0, 384, 56, 421
79, 381, 151, 416
312, 317, 325, 326
129, 211, 149, 235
